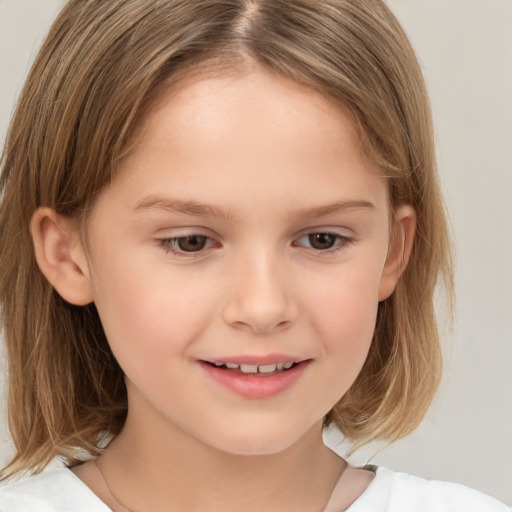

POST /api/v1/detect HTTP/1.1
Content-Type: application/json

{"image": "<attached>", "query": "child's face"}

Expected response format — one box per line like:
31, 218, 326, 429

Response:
77, 66, 411, 455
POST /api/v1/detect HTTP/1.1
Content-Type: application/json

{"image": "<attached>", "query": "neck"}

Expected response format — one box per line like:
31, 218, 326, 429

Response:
98, 402, 344, 512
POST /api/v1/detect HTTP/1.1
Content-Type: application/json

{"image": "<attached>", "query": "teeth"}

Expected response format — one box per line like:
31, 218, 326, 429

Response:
240, 364, 259, 373
211, 361, 297, 373
258, 363, 277, 373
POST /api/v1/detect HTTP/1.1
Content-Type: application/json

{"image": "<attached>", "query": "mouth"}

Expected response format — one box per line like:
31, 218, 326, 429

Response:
199, 358, 311, 399
203, 360, 300, 376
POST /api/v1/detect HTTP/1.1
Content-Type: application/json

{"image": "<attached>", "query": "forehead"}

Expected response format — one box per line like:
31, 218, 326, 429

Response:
130, 64, 366, 163
105, 65, 388, 218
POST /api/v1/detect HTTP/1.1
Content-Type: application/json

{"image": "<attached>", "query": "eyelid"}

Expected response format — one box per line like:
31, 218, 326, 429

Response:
295, 222, 355, 235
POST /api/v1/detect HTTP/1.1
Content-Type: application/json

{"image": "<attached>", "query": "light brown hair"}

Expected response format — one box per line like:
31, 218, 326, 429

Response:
0, 0, 453, 478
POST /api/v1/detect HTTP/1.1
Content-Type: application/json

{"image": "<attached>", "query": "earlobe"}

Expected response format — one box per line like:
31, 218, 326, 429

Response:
30, 207, 93, 305
378, 204, 416, 301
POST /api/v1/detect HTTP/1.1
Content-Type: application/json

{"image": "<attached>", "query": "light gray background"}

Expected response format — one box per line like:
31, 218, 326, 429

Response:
0, 0, 511, 504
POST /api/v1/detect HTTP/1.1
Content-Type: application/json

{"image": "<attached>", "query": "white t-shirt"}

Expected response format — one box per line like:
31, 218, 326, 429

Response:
0, 465, 509, 511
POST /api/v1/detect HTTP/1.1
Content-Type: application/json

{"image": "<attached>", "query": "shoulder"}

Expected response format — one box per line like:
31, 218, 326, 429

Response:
349, 466, 511, 512
0, 468, 111, 511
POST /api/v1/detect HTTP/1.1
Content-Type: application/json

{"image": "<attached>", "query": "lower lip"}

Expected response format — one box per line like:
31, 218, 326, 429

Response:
199, 361, 310, 399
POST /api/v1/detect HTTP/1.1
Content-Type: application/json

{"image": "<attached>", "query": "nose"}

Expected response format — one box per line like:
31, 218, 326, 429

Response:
221, 251, 298, 335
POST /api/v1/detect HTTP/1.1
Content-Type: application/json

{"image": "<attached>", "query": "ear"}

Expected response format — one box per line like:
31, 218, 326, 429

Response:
30, 207, 93, 305
378, 204, 417, 301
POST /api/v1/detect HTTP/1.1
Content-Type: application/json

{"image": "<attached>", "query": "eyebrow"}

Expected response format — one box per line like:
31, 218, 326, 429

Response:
134, 196, 236, 220
297, 200, 375, 218
134, 195, 375, 220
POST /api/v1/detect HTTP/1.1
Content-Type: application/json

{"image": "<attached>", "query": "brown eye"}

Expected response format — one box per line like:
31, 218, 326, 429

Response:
176, 235, 208, 252
294, 232, 351, 254
308, 233, 337, 250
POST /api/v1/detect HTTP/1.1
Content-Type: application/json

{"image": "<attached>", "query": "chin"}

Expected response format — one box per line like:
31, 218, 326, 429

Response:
205, 420, 320, 457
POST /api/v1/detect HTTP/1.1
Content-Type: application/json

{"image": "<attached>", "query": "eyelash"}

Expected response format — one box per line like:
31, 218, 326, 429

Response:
156, 232, 353, 258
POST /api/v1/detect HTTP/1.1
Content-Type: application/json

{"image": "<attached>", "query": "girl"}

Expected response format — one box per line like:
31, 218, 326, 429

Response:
0, 0, 509, 510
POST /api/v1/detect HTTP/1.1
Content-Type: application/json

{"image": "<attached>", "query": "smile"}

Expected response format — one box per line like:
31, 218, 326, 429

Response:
206, 361, 297, 374
200, 359, 311, 399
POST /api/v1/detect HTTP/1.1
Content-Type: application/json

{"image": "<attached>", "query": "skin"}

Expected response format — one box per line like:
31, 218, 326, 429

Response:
32, 64, 415, 512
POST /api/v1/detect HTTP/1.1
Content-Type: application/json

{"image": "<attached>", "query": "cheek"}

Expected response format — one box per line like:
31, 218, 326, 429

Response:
89, 259, 214, 370
306, 260, 382, 366
310, 259, 381, 320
